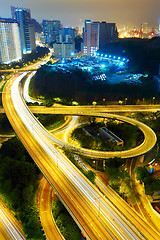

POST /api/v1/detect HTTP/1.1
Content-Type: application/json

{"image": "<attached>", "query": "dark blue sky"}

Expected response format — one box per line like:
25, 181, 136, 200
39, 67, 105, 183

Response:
1, 0, 160, 27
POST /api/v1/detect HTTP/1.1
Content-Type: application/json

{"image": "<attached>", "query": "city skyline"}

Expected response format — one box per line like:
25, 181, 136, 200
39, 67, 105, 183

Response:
1, 0, 160, 27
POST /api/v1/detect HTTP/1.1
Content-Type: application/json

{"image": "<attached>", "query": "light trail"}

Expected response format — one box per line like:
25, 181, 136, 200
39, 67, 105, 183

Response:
3, 72, 160, 239
23, 71, 37, 103
0, 206, 25, 240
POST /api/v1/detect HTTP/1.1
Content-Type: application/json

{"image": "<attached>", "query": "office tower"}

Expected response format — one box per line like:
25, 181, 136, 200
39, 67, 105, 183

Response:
83, 20, 99, 56
57, 28, 76, 43
11, 7, 36, 54
0, 18, 22, 64
11, 6, 31, 20
99, 22, 118, 50
42, 20, 61, 44
83, 20, 119, 56
53, 43, 75, 58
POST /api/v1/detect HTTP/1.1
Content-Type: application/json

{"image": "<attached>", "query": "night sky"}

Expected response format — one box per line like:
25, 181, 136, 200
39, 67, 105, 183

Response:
1, 0, 160, 27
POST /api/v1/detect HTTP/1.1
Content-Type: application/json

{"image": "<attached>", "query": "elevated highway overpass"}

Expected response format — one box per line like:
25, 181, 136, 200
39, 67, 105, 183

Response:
2, 72, 160, 239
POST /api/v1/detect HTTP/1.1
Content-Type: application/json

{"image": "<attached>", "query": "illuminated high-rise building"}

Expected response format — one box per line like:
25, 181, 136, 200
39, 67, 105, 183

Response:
42, 20, 61, 44
53, 42, 75, 58
83, 20, 118, 56
83, 20, 99, 56
99, 22, 118, 50
0, 18, 22, 64
57, 28, 76, 43
11, 7, 36, 54
11, 6, 31, 20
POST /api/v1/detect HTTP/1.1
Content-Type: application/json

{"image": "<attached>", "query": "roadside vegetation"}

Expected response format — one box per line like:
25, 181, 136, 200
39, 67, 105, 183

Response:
0, 113, 65, 135
0, 137, 45, 239
134, 167, 160, 195
81, 155, 138, 204
52, 200, 81, 240
70, 119, 143, 151
34, 114, 65, 131
105, 157, 139, 204
0, 114, 14, 135
32, 64, 158, 105
128, 111, 160, 196
130, 111, 160, 161
62, 147, 96, 184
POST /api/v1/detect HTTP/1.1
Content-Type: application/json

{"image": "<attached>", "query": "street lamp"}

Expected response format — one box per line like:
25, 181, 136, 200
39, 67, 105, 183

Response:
153, 97, 155, 104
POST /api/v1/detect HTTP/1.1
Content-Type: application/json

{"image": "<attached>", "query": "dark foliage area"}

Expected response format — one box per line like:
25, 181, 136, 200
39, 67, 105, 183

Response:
33, 66, 91, 103
32, 64, 158, 104
134, 167, 160, 195
0, 137, 45, 239
105, 157, 138, 203
100, 37, 160, 75
52, 200, 81, 240
22, 46, 49, 63
35, 114, 63, 126
0, 114, 14, 134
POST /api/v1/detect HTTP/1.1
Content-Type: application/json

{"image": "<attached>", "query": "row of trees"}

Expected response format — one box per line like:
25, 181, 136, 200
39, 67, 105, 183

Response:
0, 137, 45, 239
52, 200, 81, 240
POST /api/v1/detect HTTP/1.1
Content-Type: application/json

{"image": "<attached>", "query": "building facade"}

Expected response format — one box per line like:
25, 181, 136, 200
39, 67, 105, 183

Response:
53, 43, 75, 58
42, 20, 61, 44
57, 28, 76, 43
0, 18, 22, 64
99, 22, 118, 50
83, 20, 118, 56
14, 7, 36, 54
83, 20, 99, 56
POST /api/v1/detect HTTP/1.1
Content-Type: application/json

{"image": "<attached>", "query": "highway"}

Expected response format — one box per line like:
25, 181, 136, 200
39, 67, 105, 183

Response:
23, 106, 157, 160
1, 104, 160, 114
0, 199, 25, 240
29, 104, 160, 113
3, 72, 160, 239
23, 71, 37, 103
37, 177, 64, 240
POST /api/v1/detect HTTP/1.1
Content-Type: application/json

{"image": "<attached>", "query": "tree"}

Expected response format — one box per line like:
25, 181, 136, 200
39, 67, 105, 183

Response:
105, 157, 124, 168
86, 170, 96, 184
133, 167, 149, 181
0, 137, 25, 160
44, 99, 54, 107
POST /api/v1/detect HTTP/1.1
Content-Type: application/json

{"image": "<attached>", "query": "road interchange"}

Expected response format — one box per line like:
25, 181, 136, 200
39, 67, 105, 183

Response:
2, 70, 160, 239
